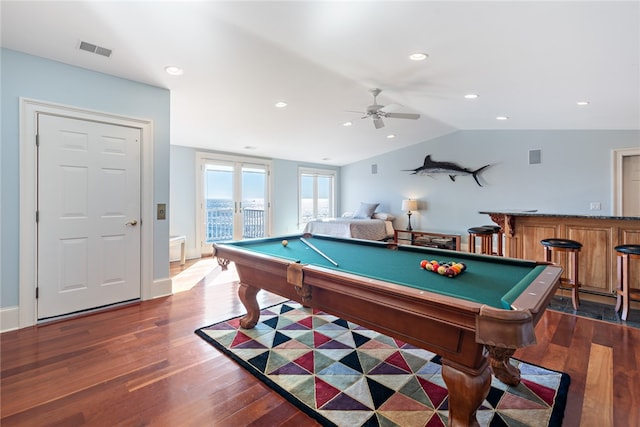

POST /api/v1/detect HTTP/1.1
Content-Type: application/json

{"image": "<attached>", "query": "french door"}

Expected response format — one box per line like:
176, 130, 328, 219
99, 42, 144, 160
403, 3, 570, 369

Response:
196, 153, 271, 254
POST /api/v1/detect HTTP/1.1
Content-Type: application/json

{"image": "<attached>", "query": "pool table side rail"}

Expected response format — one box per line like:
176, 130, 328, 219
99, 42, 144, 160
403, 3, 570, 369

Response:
509, 265, 563, 315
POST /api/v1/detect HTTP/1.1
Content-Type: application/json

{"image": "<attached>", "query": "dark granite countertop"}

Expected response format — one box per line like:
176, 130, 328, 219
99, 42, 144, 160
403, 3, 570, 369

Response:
479, 210, 640, 221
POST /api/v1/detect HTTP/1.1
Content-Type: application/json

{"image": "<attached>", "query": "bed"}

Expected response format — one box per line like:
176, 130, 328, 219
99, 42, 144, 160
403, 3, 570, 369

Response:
303, 217, 394, 241
302, 202, 395, 241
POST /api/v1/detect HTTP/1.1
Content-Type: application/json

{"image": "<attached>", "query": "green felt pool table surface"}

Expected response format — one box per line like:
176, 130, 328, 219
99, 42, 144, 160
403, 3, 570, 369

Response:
227, 235, 544, 310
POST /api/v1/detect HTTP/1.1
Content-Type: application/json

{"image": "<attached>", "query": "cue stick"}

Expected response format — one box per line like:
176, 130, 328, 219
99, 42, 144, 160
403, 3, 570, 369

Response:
300, 237, 339, 267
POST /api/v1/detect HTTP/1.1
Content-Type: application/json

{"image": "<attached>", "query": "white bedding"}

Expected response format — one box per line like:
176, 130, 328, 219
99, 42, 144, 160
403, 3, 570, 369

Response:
303, 218, 394, 241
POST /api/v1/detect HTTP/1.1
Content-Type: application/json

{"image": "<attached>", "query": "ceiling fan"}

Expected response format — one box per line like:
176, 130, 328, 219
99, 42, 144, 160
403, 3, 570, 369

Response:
348, 88, 420, 129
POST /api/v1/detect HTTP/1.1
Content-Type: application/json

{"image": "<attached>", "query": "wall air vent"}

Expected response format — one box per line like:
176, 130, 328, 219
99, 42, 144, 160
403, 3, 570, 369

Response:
79, 41, 112, 58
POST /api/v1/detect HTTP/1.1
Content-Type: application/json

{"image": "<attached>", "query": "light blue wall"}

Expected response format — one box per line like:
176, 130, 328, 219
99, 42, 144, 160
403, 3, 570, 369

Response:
1, 48, 171, 308
342, 129, 640, 242
169, 145, 340, 257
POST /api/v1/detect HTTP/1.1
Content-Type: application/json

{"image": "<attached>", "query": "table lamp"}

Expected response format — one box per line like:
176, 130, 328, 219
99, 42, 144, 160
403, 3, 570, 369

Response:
401, 199, 418, 231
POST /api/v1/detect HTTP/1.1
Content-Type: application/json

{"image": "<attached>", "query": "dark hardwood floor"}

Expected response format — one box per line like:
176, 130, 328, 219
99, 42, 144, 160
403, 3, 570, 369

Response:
1, 259, 639, 426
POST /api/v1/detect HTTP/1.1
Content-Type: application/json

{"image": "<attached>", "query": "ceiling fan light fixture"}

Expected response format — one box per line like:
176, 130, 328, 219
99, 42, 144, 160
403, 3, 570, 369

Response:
409, 53, 428, 61
343, 121, 353, 127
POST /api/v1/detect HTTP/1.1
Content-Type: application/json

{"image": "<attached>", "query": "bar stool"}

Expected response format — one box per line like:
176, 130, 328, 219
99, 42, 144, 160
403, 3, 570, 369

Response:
614, 244, 640, 321
540, 238, 582, 310
468, 227, 493, 255
481, 225, 503, 256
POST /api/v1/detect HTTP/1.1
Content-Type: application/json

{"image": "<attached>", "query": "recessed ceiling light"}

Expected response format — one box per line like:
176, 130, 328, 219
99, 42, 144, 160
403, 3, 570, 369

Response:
576, 101, 590, 106
496, 116, 509, 121
464, 94, 479, 99
243, 146, 257, 150
343, 121, 353, 127
387, 134, 396, 139
165, 66, 184, 76
274, 101, 288, 108
322, 157, 331, 161
409, 53, 428, 61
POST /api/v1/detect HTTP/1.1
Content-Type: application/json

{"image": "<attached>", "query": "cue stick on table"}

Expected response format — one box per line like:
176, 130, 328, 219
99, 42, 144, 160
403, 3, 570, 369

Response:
300, 237, 339, 266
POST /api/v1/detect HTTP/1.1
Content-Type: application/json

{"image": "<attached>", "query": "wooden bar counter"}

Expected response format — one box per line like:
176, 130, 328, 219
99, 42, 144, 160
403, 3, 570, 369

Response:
481, 211, 640, 296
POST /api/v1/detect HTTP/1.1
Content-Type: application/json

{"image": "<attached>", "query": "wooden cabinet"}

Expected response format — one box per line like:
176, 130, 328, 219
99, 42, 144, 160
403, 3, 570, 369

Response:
481, 212, 640, 295
394, 229, 461, 251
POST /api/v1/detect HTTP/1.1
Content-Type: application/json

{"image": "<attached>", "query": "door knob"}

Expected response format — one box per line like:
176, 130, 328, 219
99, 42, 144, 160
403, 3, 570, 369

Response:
126, 219, 138, 226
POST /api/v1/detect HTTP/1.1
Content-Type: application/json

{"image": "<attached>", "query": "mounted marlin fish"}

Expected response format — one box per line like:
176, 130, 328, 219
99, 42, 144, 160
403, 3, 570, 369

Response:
404, 155, 491, 187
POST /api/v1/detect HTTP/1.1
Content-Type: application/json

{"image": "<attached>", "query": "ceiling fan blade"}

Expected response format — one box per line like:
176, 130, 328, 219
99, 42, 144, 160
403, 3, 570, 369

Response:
373, 117, 385, 129
385, 112, 420, 120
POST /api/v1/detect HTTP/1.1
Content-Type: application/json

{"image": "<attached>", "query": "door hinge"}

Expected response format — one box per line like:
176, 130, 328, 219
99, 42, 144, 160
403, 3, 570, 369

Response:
35, 133, 39, 147
36, 287, 39, 299
36, 210, 39, 223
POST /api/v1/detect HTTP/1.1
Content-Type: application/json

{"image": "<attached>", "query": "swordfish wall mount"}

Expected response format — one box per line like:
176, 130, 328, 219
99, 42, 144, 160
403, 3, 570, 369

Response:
404, 155, 492, 187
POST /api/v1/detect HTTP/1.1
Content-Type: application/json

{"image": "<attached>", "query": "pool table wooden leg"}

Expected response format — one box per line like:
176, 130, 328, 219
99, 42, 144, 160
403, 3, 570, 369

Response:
486, 345, 520, 386
238, 284, 261, 329
441, 360, 491, 427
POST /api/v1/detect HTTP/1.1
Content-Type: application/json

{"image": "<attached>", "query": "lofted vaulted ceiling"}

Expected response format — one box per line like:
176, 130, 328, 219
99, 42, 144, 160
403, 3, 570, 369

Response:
2, 1, 638, 165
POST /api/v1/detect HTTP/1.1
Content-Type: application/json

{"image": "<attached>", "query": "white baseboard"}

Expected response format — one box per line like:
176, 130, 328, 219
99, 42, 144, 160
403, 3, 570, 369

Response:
150, 277, 173, 299
1, 306, 20, 333
169, 249, 200, 263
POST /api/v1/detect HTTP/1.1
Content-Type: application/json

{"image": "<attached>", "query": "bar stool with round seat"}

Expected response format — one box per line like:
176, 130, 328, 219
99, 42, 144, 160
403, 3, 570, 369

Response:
614, 244, 640, 321
540, 238, 582, 310
481, 225, 503, 256
468, 227, 494, 255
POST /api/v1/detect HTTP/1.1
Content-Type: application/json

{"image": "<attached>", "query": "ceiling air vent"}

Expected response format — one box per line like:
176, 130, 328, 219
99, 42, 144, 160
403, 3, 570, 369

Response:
79, 41, 112, 58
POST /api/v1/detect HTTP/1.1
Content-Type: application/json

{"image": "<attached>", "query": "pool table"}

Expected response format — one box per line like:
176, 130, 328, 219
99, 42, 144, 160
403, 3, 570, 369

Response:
213, 234, 562, 427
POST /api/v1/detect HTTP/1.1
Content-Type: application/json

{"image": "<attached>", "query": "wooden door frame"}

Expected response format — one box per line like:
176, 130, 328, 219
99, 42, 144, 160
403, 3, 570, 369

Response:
613, 147, 640, 216
19, 98, 155, 328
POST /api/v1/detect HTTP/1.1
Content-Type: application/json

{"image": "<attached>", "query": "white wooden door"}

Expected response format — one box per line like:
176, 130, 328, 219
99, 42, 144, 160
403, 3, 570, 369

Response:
622, 154, 640, 216
37, 114, 141, 319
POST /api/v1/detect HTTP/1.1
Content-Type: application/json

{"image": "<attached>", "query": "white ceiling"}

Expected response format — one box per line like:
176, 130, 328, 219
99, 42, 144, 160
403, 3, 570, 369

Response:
2, 1, 638, 166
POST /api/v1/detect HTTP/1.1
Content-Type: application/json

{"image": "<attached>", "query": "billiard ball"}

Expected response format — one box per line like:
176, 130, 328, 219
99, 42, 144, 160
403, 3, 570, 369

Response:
282, 240, 288, 247
420, 260, 428, 269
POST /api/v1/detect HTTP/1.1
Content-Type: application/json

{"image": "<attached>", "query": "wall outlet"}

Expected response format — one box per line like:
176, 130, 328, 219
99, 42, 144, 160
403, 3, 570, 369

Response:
590, 202, 601, 211
157, 203, 167, 220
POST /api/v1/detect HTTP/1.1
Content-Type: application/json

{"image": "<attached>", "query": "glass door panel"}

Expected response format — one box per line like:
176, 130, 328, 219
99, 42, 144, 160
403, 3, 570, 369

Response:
204, 163, 234, 243
241, 164, 267, 239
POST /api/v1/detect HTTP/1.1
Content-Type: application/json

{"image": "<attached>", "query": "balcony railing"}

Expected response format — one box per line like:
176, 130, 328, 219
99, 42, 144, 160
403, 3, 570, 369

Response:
206, 207, 265, 242
242, 208, 265, 239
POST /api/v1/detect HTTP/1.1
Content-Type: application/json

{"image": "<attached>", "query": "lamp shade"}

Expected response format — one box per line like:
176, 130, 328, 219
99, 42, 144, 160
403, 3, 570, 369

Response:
401, 199, 418, 212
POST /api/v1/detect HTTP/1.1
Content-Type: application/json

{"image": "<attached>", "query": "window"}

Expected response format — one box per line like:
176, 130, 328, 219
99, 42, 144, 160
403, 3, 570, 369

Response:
299, 167, 336, 227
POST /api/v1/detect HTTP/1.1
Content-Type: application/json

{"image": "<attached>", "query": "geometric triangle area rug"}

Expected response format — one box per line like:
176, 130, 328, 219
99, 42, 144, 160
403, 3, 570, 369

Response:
195, 301, 570, 427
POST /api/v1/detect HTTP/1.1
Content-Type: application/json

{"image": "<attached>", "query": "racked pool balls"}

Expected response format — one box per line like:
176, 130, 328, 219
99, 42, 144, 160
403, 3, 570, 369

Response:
420, 259, 466, 278
282, 240, 288, 247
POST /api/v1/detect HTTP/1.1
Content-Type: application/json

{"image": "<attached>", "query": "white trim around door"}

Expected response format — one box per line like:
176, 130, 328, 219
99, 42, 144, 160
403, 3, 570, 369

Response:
19, 98, 156, 328
613, 146, 640, 216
